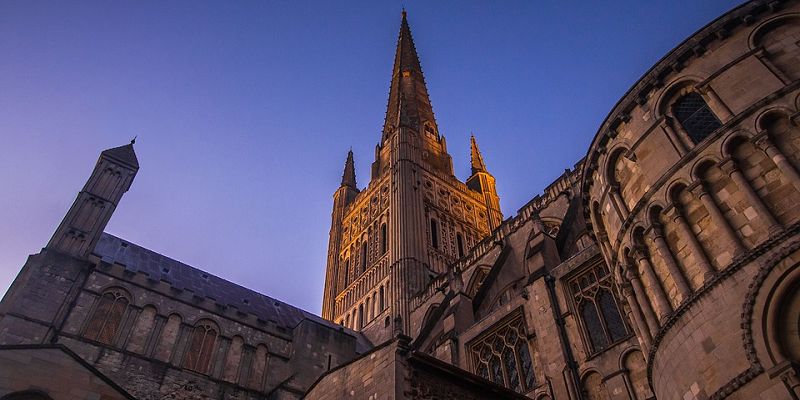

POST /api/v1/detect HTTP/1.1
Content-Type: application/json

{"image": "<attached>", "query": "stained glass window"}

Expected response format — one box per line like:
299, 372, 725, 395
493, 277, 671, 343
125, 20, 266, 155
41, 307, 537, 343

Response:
83, 287, 130, 345
468, 311, 535, 393
570, 262, 630, 354
672, 92, 721, 144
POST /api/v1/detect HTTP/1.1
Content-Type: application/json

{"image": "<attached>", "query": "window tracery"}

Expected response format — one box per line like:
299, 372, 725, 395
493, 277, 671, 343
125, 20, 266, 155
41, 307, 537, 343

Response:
570, 263, 629, 354
183, 320, 219, 374
468, 311, 535, 393
83, 287, 130, 345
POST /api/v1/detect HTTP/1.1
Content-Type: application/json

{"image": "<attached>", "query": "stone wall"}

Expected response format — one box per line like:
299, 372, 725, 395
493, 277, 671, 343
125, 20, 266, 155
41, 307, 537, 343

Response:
582, 1, 800, 398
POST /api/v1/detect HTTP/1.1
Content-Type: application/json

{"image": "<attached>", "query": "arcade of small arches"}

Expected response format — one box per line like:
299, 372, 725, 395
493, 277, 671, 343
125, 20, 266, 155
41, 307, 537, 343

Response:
338, 284, 387, 330
590, 93, 800, 352
81, 287, 270, 391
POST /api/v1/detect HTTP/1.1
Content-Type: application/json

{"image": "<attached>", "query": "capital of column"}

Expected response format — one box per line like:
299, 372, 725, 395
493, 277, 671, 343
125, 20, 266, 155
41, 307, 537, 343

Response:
718, 157, 740, 177
753, 131, 774, 151
650, 224, 668, 243
665, 204, 684, 223
624, 265, 639, 282
689, 181, 709, 199
632, 245, 649, 262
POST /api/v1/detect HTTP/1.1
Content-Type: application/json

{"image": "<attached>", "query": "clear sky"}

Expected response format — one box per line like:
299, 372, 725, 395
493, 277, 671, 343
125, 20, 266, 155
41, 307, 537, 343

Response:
0, 0, 742, 313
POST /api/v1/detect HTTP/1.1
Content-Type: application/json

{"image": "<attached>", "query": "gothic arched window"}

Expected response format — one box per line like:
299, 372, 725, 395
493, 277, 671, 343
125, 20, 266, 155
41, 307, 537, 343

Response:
672, 92, 721, 144
468, 311, 535, 393
457, 233, 465, 258
361, 241, 368, 272
570, 263, 629, 354
358, 304, 364, 329
343, 258, 350, 287
380, 223, 388, 255
183, 319, 219, 374
83, 287, 131, 345
379, 286, 385, 311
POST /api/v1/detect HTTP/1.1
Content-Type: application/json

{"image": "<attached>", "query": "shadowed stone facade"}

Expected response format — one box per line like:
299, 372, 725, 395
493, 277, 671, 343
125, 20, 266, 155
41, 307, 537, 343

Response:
2, 1, 799, 399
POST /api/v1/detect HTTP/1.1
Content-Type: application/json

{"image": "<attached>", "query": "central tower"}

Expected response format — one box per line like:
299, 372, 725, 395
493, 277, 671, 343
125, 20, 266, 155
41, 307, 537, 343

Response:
321, 12, 502, 342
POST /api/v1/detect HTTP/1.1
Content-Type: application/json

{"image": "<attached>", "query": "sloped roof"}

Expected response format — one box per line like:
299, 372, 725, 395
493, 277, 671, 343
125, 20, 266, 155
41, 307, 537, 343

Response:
100, 143, 139, 169
93, 233, 371, 352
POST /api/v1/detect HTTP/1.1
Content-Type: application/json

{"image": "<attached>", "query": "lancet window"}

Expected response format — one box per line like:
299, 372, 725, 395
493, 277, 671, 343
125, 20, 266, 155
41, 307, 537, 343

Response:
468, 311, 535, 393
431, 218, 440, 249
570, 262, 629, 353
381, 223, 388, 255
361, 241, 368, 272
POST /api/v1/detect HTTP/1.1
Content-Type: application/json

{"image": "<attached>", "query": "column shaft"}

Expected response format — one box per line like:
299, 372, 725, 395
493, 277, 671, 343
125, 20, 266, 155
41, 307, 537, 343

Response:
649, 225, 692, 301
670, 207, 716, 281
627, 270, 660, 335
693, 183, 746, 256
722, 159, 781, 232
634, 249, 672, 320
757, 135, 800, 194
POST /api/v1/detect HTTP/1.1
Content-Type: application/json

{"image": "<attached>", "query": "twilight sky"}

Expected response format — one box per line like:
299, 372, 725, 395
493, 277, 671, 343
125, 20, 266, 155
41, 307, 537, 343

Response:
0, 0, 742, 313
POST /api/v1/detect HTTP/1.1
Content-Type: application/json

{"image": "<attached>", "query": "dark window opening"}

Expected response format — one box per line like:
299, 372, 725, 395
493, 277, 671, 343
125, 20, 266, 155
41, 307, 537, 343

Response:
431, 219, 439, 249
457, 233, 465, 258
380, 223, 388, 254
570, 263, 629, 354
672, 92, 721, 144
361, 241, 368, 272
343, 258, 350, 286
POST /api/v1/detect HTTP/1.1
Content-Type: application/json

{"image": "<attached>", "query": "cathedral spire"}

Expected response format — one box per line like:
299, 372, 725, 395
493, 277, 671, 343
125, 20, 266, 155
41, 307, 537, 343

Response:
382, 10, 437, 141
341, 149, 357, 188
470, 134, 487, 174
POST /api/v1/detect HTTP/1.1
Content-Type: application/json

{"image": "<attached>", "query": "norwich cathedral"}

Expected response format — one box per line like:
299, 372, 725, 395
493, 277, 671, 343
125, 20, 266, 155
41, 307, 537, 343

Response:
2, 1, 800, 399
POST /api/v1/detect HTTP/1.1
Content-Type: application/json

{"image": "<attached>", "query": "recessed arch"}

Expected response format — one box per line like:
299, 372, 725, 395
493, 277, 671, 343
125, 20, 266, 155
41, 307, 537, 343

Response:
646, 202, 668, 227
748, 13, 800, 49
691, 156, 722, 181
754, 107, 795, 132
604, 146, 631, 186
721, 133, 754, 158
665, 179, 691, 205
466, 264, 493, 297
654, 76, 704, 118
627, 222, 646, 246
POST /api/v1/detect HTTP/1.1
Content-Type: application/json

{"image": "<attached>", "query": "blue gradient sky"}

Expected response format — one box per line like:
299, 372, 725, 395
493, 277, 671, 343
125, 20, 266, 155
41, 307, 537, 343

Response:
0, 0, 741, 313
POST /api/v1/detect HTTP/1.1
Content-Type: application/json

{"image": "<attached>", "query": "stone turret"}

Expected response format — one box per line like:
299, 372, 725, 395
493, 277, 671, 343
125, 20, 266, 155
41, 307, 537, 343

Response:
322, 150, 361, 319
47, 141, 139, 259
467, 135, 503, 230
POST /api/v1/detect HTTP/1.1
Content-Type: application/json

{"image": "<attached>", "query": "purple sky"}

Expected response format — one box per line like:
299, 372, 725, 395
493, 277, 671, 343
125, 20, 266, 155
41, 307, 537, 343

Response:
0, 0, 741, 313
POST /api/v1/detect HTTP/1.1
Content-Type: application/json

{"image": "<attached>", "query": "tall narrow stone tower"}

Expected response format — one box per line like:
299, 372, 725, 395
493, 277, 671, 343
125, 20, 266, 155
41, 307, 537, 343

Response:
47, 141, 139, 258
321, 12, 502, 342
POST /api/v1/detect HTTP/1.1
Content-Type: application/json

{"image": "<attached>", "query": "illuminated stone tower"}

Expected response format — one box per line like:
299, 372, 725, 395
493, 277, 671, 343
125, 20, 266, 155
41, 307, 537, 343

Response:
321, 11, 502, 342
